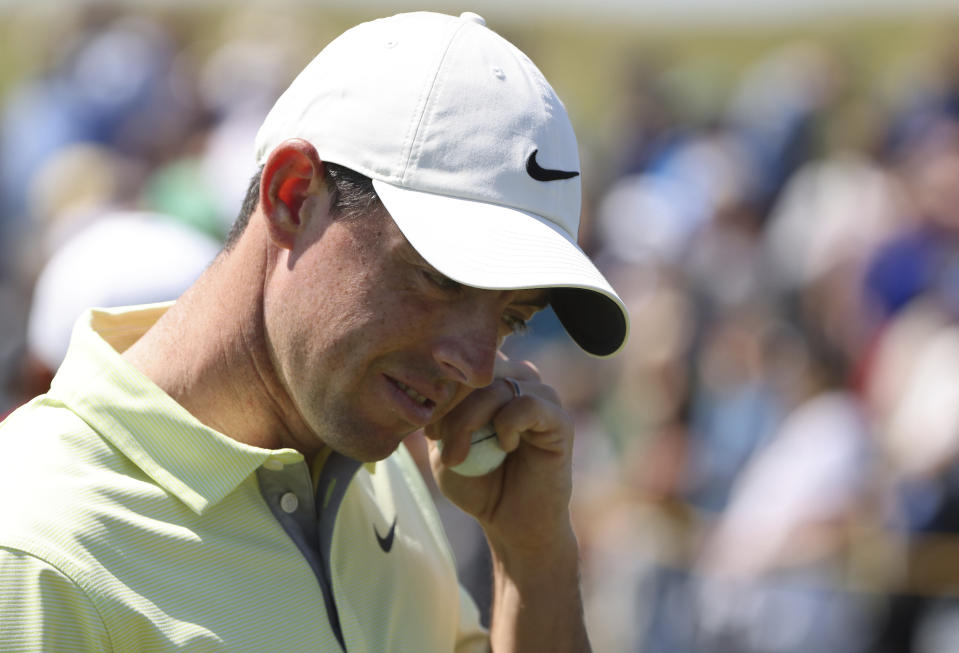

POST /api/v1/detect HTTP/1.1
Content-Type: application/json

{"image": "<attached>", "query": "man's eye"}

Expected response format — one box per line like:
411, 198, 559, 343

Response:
503, 314, 529, 335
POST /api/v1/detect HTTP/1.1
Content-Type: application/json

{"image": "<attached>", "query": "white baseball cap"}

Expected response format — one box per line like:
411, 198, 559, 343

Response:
28, 212, 221, 371
255, 11, 628, 356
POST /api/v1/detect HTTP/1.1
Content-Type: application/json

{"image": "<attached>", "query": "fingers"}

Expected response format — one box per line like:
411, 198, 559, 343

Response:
427, 363, 565, 467
490, 390, 571, 456
494, 355, 540, 384
427, 376, 520, 465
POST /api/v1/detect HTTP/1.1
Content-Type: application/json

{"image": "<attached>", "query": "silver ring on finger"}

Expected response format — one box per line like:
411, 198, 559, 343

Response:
503, 376, 522, 399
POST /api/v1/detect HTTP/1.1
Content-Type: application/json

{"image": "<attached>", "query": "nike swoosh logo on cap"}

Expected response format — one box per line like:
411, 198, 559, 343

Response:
526, 149, 580, 182
374, 517, 397, 553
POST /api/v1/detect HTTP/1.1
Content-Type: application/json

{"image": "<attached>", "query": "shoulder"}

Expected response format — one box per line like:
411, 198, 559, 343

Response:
0, 546, 111, 650
0, 397, 145, 573
0, 397, 110, 491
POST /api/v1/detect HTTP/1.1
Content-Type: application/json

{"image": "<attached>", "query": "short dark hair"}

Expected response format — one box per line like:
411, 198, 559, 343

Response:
223, 162, 381, 251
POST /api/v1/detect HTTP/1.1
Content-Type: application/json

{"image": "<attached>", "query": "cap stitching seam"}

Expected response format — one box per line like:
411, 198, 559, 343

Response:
528, 52, 555, 123
400, 20, 467, 183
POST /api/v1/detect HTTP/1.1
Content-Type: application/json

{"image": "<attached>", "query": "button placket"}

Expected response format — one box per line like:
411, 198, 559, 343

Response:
280, 491, 299, 514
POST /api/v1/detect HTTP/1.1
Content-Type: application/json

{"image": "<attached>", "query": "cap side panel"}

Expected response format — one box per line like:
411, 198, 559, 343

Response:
400, 20, 468, 185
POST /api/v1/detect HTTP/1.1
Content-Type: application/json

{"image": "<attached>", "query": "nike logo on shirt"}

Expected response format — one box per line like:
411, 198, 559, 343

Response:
374, 517, 397, 553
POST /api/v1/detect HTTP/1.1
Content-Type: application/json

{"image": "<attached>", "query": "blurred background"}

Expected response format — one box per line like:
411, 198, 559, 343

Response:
4, 1, 959, 651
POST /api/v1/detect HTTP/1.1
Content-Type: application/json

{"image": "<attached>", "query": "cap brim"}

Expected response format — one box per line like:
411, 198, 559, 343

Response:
372, 179, 629, 357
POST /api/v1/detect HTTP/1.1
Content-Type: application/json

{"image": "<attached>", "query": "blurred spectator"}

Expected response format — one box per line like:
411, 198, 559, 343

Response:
4, 211, 220, 414
862, 301, 959, 651
762, 100, 909, 385
865, 120, 959, 322
682, 308, 790, 512
725, 41, 847, 215
884, 39, 959, 160
763, 134, 904, 300
0, 12, 202, 276
693, 392, 881, 653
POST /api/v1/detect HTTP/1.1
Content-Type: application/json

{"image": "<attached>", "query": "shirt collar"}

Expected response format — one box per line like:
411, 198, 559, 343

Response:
49, 303, 306, 514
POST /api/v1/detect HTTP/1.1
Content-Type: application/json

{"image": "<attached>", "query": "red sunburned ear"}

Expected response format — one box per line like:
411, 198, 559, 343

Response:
261, 139, 325, 249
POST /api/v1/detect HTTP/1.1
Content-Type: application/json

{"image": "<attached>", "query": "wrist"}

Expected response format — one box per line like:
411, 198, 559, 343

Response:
486, 526, 592, 653
487, 524, 582, 600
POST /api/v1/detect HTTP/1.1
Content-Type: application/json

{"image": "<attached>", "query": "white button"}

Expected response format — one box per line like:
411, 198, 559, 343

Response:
280, 492, 299, 514
262, 458, 284, 471
459, 12, 486, 25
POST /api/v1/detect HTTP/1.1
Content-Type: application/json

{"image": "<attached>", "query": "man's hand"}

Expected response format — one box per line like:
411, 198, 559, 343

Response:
424, 356, 573, 547
424, 354, 591, 652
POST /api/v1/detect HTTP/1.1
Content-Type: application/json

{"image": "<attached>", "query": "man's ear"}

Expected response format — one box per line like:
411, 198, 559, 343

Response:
260, 138, 326, 250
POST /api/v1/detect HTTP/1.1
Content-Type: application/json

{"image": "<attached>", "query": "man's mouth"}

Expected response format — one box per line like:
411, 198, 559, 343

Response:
394, 380, 435, 408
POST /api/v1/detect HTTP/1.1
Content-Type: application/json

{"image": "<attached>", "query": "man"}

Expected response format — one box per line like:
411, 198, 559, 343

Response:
0, 11, 628, 652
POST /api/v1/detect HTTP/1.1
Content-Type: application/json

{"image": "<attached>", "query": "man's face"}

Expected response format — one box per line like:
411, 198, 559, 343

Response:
262, 204, 545, 462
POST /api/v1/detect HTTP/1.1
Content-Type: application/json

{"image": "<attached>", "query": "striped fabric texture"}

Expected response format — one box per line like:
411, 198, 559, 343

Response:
0, 304, 488, 652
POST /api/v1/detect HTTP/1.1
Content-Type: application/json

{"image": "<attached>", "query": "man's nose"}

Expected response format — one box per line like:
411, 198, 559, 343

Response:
432, 306, 500, 389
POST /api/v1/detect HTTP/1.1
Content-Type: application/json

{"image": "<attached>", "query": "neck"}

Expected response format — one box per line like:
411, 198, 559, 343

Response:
122, 224, 312, 454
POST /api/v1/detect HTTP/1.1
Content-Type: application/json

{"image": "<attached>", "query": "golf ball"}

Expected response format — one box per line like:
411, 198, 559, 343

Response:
439, 423, 507, 477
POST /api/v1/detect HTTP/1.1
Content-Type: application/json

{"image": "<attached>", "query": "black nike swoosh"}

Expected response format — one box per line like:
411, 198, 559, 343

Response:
526, 149, 580, 182
374, 517, 397, 553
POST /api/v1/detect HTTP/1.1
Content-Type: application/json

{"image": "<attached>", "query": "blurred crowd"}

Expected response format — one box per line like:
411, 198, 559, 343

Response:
4, 5, 959, 653
569, 29, 959, 653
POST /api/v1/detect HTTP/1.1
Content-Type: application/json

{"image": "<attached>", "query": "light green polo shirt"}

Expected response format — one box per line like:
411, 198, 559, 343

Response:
0, 304, 487, 652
